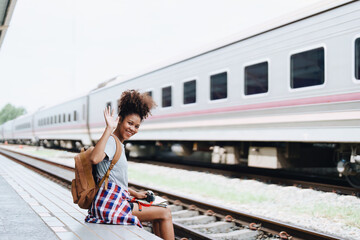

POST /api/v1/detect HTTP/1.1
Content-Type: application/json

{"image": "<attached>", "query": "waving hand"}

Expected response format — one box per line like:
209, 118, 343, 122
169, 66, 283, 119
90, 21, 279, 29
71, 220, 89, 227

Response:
104, 106, 120, 131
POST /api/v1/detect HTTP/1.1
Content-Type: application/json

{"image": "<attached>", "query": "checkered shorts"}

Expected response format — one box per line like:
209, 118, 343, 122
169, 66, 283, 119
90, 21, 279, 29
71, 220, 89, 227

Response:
85, 181, 142, 227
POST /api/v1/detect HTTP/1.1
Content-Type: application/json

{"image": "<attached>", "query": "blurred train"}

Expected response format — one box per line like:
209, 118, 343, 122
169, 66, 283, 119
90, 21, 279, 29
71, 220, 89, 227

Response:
1, 0, 360, 187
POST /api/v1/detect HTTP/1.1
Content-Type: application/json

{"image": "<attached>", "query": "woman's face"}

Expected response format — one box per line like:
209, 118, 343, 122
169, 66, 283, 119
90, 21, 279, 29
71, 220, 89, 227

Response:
118, 113, 141, 142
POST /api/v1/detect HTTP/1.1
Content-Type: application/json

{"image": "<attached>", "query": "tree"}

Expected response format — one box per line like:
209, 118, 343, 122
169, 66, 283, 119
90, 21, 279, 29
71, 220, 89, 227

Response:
0, 104, 27, 124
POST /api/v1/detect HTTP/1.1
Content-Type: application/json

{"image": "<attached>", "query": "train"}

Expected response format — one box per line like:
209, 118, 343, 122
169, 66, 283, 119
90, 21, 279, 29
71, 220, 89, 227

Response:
1, 0, 360, 187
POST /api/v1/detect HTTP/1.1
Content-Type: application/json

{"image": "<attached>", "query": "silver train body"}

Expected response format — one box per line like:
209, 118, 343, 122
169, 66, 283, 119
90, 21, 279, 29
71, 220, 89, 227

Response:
1, 0, 360, 185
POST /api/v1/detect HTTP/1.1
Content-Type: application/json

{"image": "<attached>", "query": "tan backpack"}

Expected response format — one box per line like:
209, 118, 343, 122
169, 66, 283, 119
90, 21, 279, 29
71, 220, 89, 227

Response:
71, 134, 122, 209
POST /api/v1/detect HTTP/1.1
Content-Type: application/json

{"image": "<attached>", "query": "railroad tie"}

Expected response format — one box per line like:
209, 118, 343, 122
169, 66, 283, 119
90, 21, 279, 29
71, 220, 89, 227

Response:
209, 229, 259, 240
167, 204, 183, 212
189, 221, 236, 234
171, 210, 199, 219
173, 215, 216, 225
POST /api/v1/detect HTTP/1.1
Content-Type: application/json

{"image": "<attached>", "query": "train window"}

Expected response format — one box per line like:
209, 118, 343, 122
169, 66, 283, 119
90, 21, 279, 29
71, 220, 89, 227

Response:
54, 115, 57, 124
146, 91, 152, 97
291, 47, 324, 88
47, 117, 49, 125
68, 114, 71, 122
74, 111, 77, 121
63, 114, 66, 123
51, 116, 53, 124
15, 123, 31, 130
183, 80, 196, 104
162, 86, 172, 107
356, 38, 360, 80
58, 114, 61, 123
245, 62, 268, 95
210, 72, 227, 100
106, 102, 112, 111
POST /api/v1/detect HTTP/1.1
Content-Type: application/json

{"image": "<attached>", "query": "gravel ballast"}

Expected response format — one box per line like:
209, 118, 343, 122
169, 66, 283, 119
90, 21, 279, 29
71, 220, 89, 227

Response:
128, 162, 360, 240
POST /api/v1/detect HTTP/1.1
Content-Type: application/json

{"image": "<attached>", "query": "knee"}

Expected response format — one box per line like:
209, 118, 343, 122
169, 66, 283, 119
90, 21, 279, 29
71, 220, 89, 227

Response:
161, 207, 172, 221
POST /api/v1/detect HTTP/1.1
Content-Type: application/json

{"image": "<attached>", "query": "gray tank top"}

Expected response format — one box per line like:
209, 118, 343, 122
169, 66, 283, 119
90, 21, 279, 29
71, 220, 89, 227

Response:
95, 135, 128, 190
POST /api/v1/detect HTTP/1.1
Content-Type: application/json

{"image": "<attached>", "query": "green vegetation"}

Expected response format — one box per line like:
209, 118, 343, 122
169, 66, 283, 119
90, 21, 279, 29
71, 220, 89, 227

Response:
128, 165, 272, 205
298, 202, 360, 228
0, 103, 27, 124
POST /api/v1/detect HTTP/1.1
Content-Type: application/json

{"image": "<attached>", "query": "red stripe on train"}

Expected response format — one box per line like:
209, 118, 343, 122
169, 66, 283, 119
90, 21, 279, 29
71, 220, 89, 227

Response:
85, 92, 360, 128
147, 92, 360, 120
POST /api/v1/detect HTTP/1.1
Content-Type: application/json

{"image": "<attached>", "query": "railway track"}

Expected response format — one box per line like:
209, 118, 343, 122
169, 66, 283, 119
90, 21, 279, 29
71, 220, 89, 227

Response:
0, 146, 341, 240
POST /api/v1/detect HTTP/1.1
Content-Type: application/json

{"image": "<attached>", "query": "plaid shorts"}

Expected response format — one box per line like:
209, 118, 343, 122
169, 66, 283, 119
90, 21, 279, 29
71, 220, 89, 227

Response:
85, 181, 142, 227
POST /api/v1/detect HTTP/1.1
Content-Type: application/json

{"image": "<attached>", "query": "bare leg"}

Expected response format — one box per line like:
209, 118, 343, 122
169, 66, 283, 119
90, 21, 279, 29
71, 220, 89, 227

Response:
152, 220, 161, 236
132, 205, 174, 240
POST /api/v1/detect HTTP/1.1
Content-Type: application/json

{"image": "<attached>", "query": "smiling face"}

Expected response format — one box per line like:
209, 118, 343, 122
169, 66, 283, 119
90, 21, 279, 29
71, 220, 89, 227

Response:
117, 113, 141, 142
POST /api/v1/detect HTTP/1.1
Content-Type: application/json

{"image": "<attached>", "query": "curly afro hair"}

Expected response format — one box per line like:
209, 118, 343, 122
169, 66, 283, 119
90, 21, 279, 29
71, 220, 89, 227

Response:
117, 89, 156, 121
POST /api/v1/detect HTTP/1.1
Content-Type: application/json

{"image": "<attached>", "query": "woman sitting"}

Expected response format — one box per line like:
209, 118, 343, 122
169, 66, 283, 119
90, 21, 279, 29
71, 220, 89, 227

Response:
85, 90, 174, 240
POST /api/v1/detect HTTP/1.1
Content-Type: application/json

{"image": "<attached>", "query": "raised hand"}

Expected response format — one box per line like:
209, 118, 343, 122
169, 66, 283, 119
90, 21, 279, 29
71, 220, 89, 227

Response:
103, 106, 120, 131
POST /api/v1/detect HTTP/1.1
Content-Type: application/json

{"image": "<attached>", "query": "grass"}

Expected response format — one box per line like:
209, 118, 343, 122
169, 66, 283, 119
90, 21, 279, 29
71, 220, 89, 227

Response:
128, 165, 272, 205
308, 203, 360, 228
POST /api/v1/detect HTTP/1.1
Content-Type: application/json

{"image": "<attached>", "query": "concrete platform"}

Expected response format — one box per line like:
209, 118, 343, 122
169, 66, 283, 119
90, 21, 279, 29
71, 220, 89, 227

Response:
0, 154, 161, 240
0, 170, 58, 240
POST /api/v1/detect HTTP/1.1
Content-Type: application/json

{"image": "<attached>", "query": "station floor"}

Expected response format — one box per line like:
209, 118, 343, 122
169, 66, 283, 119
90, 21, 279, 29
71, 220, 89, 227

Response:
0, 154, 161, 240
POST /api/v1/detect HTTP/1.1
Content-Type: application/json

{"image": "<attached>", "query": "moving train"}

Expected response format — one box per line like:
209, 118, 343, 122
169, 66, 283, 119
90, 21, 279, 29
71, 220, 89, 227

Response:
1, 0, 360, 187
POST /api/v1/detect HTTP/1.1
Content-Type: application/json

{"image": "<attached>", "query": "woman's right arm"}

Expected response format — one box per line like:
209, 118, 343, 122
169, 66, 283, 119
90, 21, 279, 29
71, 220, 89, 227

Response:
89, 107, 119, 164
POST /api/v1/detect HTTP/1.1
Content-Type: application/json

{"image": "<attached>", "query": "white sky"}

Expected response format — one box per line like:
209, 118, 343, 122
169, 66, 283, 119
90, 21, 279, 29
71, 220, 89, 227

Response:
0, 0, 326, 113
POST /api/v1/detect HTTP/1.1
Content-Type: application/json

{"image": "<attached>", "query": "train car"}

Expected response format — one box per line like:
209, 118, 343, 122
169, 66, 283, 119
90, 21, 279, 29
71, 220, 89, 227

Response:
2, 120, 14, 143
89, 1, 360, 143
86, 0, 360, 186
33, 96, 91, 149
12, 113, 34, 144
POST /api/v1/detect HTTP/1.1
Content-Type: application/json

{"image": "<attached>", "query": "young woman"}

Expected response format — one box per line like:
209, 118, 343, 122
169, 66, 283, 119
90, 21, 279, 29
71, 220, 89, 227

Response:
85, 90, 174, 240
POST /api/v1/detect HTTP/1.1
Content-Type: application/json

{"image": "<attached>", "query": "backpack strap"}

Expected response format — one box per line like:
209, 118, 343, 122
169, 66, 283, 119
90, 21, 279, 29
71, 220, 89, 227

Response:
98, 133, 122, 190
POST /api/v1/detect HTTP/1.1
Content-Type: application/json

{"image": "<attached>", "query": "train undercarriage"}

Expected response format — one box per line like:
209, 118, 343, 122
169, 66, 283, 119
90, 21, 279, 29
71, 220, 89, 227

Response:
126, 140, 360, 188
1, 138, 360, 188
